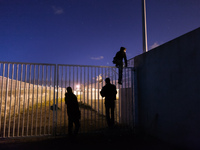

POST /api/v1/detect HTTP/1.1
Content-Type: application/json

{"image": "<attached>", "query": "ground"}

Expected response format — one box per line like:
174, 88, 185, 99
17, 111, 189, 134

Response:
0, 126, 181, 150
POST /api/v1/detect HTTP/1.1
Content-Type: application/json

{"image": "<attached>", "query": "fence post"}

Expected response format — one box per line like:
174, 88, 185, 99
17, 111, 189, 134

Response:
52, 64, 57, 136
133, 67, 139, 133
131, 67, 135, 129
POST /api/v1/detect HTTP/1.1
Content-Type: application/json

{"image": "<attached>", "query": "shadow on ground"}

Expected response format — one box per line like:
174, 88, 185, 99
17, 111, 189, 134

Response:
0, 126, 181, 150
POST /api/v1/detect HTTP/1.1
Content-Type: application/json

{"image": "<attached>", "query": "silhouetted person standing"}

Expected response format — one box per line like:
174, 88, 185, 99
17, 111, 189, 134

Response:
65, 87, 81, 136
113, 47, 127, 84
100, 78, 117, 128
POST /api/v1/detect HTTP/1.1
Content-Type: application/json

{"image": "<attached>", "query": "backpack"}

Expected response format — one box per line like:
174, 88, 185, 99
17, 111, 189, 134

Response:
112, 56, 121, 67
112, 51, 121, 65
112, 56, 118, 64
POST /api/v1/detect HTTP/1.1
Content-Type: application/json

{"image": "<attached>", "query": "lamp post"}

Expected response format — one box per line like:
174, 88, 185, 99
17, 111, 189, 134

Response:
142, 0, 148, 53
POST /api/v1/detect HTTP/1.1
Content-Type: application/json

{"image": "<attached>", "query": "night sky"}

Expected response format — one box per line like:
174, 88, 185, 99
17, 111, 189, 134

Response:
0, 0, 200, 66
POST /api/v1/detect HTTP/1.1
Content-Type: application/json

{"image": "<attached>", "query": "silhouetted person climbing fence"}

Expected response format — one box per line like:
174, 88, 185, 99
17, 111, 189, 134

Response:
100, 78, 117, 128
113, 47, 127, 84
65, 87, 81, 136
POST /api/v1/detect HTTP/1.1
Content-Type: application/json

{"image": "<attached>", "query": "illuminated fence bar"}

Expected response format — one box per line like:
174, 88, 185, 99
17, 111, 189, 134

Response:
0, 62, 56, 137
0, 62, 135, 138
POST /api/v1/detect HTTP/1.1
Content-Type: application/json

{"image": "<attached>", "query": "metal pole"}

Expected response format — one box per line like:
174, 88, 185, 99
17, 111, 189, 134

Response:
26, 65, 32, 136
8, 64, 14, 137
64, 66, 67, 134
87, 67, 89, 132
3, 63, 10, 137
142, 0, 148, 53
83, 67, 86, 133
0, 63, 5, 132
44, 65, 48, 135
94, 67, 96, 129
39, 65, 44, 135
49, 66, 52, 135
35, 65, 39, 136
22, 64, 27, 136
13, 64, 19, 137
17, 64, 23, 137
53, 65, 57, 136
31, 65, 36, 136
133, 68, 139, 133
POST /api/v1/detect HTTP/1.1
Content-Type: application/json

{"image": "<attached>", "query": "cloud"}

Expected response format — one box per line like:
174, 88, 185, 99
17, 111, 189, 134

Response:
90, 56, 104, 60
52, 6, 64, 15
150, 42, 160, 49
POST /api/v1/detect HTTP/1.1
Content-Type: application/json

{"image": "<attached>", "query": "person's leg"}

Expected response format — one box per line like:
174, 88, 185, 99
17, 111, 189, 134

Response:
110, 102, 115, 127
105, 106, 110, 127
118, 63, 123, 84
74, 119, 80, 135
68, 118, 73, 136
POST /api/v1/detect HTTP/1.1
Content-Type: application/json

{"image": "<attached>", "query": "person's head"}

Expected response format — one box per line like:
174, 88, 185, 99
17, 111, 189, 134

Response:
67, 87, 73, 93
105, 78, 110, 84
120, 47, 126, 53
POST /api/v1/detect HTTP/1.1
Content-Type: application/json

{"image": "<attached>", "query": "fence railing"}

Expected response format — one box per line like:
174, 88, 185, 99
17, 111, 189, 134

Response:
0, 62, 135, 138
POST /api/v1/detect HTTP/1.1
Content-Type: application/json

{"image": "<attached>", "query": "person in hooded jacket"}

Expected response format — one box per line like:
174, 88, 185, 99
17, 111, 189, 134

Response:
65, 87, 81, 136
113, 47, 127, 84
100, 78, 117, 128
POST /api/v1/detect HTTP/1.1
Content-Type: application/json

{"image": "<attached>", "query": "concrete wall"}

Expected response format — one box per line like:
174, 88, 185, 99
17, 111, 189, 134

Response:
134, 27, 200, 149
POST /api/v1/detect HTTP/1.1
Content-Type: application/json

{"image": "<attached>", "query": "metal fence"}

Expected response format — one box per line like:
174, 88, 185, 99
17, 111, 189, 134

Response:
0, 62, 135, 138
0, 62, 56, 137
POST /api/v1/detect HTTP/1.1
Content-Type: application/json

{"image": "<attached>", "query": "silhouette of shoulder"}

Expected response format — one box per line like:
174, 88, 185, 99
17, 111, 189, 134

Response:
101, 83, 117, 98
65, 93, 79, 106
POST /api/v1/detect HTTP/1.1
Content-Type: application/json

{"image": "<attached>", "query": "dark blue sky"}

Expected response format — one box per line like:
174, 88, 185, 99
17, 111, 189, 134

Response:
0, 0, 200, 66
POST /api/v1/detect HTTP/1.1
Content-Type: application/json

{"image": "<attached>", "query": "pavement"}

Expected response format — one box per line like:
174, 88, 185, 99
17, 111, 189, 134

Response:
0, 127, 183, 150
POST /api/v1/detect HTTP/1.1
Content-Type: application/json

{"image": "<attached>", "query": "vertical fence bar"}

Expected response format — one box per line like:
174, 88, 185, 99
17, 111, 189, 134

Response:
13, 64, 19, 137
26, 65, 31, 136
54, 65, 58, 136
129, 68, 132, 127
131, 68, 134, 129
39, 65, 44, 135
86, 67, 89, 132
94, 67, 96, 129
17, 64, 23, 137
119, 68, 121, 124
60, 66, 63, 134
125, 67, 127, 126
22, 64, 27, 136
90, 67, 92, 131
127, 68, 130, 126
114, 67, 118, 123
79, 66, 82, 133
35, 65, 39, 136
133, 68, 138, 132
64, 66, 67, 134
44, 66, 47, 135
54, 66, 57, 135
3, 64, 10, 137
48, 66, 52, 135
31, 65, 35, 136
101, 67, 103, 127
83, 66, 86, 133
72, 66, 74, 91
8, 64, 14, 137
97, 67, 100, 129
69, 66, 71, 87
126, 68, 129, 125
0, 63, 5, 134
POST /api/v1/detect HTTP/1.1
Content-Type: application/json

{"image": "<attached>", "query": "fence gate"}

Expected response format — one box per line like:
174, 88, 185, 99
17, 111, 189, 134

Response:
0, 62, 135, 138
55, 64, 135, 135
